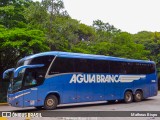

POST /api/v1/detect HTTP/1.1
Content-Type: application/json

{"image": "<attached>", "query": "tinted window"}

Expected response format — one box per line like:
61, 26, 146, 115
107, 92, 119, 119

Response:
123, 62, 138, 74
49, 57, 155, 75
109, 61, 124, 74
49, 57, 74, 75
137, 63, 155, 74
74, 59, 93, 73
30, 55, 54, 78
108, 61, 155, 74
92, 60, 109, 73
24, 68, 37, 87
30, 56, 54, 65
149, 64, 156, 73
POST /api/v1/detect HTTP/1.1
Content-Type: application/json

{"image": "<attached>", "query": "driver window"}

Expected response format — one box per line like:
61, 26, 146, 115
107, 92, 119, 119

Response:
24, 70, 37, 86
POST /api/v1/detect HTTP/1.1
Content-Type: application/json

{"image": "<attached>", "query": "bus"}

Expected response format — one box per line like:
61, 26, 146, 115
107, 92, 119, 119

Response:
3, 51, 158, 110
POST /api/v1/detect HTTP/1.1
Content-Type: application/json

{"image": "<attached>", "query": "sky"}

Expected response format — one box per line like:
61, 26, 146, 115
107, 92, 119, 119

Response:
34, 0, 160, 34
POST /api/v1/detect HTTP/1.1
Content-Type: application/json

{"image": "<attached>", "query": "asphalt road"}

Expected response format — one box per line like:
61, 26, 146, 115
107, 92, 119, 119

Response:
0, 94, 160, 120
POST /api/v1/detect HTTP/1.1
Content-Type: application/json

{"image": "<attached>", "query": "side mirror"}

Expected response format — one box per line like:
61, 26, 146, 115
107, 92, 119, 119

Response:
3, 68, 15, 79
14, 64, 44, 78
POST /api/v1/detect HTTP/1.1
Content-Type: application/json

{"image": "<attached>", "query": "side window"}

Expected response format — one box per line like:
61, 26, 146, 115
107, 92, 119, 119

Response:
30, 56, 53, 66
24, 69, 37, 87
49, 57, 74, 75
74, 58, 93, 73
137, 63, 146, 74
121, 62, 128, 74
123, 62, 138, 74
149, 64, 155, 74
143, 63, 155, 74
92, 60, 109, 73
109, 61, 124, 74
131, 63, 139, 74
124, 63, 156, 74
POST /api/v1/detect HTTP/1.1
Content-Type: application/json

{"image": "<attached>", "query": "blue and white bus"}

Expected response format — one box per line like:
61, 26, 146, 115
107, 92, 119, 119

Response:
3, 51, 158, 110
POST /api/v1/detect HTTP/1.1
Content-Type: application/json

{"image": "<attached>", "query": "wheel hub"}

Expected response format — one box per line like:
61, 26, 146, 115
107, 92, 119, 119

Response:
47, 99, 55, 106
126, 94, 131, 101
136, 93, 141, 100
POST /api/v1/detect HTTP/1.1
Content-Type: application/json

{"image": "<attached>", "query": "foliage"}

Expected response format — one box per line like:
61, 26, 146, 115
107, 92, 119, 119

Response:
0, 26, 49, 78
133, 31, 160, 67
0, 0, 32, 28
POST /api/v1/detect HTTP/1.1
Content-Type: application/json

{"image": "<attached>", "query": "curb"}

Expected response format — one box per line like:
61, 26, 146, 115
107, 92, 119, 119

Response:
0, 103, 8, 106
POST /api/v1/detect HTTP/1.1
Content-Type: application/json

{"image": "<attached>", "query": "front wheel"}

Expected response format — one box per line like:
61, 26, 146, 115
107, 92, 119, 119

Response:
44, 95, 58, 110
134, 91, 143, 102
124, 91, 133, 103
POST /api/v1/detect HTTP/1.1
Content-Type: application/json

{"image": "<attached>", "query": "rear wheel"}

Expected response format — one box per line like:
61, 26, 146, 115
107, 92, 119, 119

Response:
134, 91, 143, 102
44, 95, 58, 110
124, 91, 133, 103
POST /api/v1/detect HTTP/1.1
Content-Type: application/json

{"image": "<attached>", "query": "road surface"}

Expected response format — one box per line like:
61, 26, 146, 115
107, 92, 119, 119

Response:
0, 94, 160, 120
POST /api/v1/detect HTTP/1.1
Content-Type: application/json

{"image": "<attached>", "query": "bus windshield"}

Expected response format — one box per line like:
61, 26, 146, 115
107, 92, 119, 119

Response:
8, 60, 30, 93
9, 69, 25, 93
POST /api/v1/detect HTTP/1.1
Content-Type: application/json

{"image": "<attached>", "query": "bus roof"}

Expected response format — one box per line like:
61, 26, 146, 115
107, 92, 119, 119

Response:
23, 51, 155, 64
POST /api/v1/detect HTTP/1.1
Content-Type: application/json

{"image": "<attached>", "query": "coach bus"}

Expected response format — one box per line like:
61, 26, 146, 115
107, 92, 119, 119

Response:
3, 51, 158, 110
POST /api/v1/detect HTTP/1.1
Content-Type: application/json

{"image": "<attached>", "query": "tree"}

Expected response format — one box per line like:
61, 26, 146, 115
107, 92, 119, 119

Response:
0, 0, 14, 6
92, 19, 121, 43
0, 0, 32, 28
0, 26, 49, 79
93, 19, 121, 34
42, 0, 68, 16
76, 23, 96, 42
24, 1, 49, 30
109, 32, 149, 59
133, 31, 160, 67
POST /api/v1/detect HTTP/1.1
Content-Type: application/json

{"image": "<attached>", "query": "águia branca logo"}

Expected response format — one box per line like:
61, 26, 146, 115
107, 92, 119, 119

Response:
69, 74, 146, 83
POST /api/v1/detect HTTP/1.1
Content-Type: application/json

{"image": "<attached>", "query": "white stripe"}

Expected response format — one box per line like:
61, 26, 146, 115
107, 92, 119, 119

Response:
119, 75, 146, 82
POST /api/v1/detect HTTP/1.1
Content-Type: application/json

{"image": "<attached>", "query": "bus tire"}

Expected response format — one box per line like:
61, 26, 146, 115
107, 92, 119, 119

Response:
134, 91, 143, 102
44, 95, 58, 110
124, 91, 133, 103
